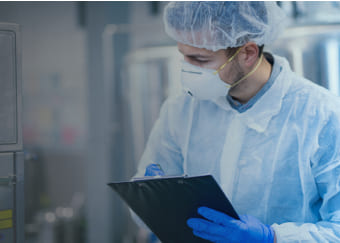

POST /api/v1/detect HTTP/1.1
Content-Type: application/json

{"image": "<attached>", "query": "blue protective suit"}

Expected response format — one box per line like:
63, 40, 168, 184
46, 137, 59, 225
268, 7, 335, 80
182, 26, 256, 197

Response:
134, 55, 340, 242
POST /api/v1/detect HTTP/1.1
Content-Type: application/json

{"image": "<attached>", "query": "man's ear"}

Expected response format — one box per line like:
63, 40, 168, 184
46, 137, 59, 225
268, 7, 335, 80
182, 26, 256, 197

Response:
238, 42, 259, 68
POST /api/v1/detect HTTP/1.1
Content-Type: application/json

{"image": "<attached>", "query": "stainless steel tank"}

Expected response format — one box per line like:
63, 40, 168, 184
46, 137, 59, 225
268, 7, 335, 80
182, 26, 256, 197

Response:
268, 24, 340, 96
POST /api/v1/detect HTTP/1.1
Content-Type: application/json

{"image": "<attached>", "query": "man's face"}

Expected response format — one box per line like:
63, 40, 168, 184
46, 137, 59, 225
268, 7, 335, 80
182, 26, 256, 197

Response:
177, 42, 243, 85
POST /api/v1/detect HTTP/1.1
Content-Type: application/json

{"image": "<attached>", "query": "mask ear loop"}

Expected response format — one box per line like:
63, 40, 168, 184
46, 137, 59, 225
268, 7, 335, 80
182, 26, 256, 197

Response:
213, 47, 242, 75
230, 54, 264, 88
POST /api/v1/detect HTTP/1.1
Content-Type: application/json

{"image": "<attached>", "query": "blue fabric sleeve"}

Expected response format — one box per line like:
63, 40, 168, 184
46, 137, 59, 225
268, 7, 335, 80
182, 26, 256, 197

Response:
134, 99, 184, 178
272, 113, 340, 242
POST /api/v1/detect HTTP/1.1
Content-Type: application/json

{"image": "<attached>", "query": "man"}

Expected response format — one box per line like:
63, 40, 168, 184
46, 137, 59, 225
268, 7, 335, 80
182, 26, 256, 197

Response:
134, 2, 340, 242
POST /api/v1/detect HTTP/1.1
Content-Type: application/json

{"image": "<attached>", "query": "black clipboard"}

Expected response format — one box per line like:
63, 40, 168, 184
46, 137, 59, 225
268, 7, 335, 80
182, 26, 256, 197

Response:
108, 175, 239, 243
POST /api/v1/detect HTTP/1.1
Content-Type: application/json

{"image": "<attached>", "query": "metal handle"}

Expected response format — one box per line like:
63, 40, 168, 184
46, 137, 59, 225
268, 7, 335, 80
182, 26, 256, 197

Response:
0, 174, 16, 186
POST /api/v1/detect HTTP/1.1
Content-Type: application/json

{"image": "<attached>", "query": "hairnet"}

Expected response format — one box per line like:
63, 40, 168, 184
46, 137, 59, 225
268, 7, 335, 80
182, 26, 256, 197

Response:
164, 1, 287, 51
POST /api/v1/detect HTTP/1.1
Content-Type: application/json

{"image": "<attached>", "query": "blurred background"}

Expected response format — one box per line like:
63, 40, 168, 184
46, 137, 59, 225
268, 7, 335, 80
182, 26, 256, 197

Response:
0, 1, 339, 243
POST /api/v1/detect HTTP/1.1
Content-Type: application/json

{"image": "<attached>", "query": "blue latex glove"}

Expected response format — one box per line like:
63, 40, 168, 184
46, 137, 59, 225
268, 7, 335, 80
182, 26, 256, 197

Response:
187, 207, 275, 243
144, 163, 165, 176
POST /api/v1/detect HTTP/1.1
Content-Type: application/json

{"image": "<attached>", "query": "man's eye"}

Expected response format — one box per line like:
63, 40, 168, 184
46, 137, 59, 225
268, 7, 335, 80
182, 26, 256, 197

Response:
186, 56, 210, 66
197, 60, 208, 63
192, 58, 209, 64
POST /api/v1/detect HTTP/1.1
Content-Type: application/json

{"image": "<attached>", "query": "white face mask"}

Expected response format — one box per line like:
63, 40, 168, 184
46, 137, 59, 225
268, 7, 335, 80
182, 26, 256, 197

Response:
180, 47, 242, 101
180, 48, 264, 102
181, 60, 231, 101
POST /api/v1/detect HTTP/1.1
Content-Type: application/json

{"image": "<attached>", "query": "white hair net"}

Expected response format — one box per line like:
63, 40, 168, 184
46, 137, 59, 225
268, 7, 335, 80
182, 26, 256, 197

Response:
164, 1, 287, 51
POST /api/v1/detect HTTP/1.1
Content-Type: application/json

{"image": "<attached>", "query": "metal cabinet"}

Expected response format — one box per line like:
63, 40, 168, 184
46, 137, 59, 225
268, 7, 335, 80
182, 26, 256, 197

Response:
0, 23, 24, 243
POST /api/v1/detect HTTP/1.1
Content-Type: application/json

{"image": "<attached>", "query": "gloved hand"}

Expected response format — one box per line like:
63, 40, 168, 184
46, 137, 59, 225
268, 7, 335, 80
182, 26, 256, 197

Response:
144, 163, 165, 176
187, 207, 275, 243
